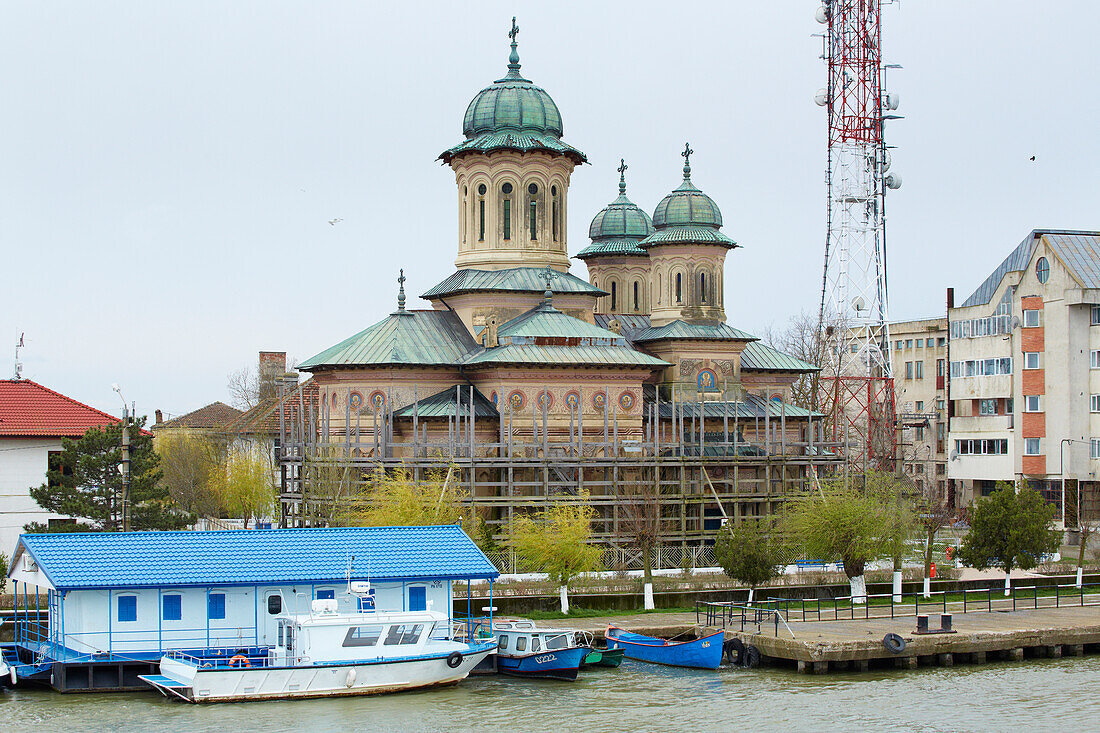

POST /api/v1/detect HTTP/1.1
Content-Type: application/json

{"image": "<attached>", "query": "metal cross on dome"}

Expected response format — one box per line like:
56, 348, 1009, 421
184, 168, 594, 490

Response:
618, 158, 628, 176
542, 264, 553, 302
396, 268, 407, 311
681, 142, 693, 179
509, 17, 519, 42
618, 158, 628, 194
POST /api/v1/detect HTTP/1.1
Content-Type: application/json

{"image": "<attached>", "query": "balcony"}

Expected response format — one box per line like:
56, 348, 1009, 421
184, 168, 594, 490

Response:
949, 415, 1013, 434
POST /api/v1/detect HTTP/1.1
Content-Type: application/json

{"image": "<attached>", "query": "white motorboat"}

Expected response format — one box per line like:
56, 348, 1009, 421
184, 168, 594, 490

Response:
140, 596, 495, 703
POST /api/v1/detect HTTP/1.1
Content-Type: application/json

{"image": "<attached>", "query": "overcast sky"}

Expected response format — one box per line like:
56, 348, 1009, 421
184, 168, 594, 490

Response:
2, 1, 1097, 419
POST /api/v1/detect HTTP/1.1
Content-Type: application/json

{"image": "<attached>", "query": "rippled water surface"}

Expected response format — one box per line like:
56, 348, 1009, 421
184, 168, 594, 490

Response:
4, 656, 1100, 732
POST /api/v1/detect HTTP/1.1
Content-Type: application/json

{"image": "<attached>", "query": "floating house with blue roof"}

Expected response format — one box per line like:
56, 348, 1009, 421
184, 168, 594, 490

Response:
5, 525, 497, 692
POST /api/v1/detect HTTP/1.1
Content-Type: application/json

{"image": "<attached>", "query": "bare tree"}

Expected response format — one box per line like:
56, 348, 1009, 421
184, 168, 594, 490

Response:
226, 366, 260, 411
157, 431, 224, 517
617, 468, 670, 610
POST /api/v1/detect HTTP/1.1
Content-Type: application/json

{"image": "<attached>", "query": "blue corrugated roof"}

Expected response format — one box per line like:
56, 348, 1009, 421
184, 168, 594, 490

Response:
16, 525, 498, 590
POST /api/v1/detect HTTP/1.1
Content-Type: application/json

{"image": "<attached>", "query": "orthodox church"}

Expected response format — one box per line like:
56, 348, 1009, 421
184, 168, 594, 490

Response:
296, 24, 816, 445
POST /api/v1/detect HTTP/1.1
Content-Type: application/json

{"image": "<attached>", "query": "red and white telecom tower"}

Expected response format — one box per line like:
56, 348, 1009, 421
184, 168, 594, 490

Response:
814, 0, 902, 470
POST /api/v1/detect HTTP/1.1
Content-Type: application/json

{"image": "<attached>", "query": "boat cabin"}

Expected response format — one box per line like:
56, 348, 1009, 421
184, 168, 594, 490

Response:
5, 525, 498, 691
493, 620, 576, 656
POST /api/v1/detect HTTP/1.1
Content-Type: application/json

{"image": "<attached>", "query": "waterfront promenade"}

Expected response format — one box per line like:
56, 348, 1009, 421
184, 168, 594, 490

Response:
560, 601, 1100, 674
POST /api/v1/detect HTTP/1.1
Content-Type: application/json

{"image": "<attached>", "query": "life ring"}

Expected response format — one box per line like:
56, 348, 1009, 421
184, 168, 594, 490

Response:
446, 652, 464, 669
883, 633, 906, 654
229, 654, 251, 668
724, 638, 746, 666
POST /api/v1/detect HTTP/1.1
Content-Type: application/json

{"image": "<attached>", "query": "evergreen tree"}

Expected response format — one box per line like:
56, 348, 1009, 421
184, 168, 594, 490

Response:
26, 417, 193, 532
957, 481, 1062, 594
714, 517, 783, 603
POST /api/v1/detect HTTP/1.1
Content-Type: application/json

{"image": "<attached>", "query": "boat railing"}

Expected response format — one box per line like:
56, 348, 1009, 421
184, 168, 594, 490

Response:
695, 601, 796, 638
452, 616, 495, 644
164, 646, 272, 669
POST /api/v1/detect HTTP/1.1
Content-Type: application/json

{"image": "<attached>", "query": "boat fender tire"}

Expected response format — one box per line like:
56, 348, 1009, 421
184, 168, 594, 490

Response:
724, 638, 746, 665
447, 652, 464, 669
883, 633, 906, 654
743, 645, 761, 668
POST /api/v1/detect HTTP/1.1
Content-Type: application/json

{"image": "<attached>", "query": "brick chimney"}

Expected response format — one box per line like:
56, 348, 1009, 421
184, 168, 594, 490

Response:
155, 409, 163, 425
258, 351, 286, 401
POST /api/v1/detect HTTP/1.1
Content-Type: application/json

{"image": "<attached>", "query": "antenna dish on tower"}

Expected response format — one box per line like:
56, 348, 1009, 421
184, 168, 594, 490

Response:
815, 5, 830, 23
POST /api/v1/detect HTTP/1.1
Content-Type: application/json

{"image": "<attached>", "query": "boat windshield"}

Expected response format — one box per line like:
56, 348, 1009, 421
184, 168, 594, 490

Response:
545, 633, 571, 650
383, 623, 424, 646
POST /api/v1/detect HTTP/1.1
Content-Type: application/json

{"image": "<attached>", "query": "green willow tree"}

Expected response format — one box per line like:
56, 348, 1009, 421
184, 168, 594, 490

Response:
27, 417, 193, 532
783, 473, 894, 603
512, 494, 601, 614
957, 481, 1061, 595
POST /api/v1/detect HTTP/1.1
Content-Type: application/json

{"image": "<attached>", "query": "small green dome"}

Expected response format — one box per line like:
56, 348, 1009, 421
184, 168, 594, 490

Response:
641, 144, 736, 250
576, 164, 654, 260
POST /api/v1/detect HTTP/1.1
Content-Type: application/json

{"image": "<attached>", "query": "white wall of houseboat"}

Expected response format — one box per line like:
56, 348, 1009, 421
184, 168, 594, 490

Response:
48, 579, 451, 656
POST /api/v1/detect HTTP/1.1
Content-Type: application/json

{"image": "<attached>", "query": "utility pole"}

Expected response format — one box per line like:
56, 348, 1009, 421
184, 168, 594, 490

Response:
113, 384, 131, 531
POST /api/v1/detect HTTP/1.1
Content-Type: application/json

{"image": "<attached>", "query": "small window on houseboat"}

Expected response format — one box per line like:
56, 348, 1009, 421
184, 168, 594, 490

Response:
499, 634, 509, 650
286, 625, 294, 652
208, 593, 226, 620
531, 636, 542, 652
343, 624, 384, 647
162, 594, 182, 621
117, 595, 137, 622
516, 636, 527, 652
267, 594, 282, 615
316, 589, 335, 600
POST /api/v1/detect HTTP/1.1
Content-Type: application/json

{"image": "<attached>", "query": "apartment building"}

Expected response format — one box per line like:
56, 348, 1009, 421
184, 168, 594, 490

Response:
947, 229, 1100, 526
888, 318, 949, 499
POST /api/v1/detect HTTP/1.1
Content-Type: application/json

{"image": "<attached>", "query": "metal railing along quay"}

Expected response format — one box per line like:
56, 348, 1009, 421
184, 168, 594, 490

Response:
697, 582, 1100, 636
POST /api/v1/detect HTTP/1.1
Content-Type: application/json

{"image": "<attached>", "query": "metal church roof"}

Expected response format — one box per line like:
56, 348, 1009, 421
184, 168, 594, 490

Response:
497, 302, 625, 341
632, 320, 756, 343
655, 394, 822, 419
739, 341, 820, 373
393, 386, 499, 419
14, 525, 499, 590
298, 310, 477, 370
460, 343, 669, 368
422, 268, 605, 299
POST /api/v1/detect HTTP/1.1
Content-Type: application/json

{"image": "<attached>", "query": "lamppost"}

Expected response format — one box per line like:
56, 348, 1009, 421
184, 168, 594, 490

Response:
112, 384, 130, 532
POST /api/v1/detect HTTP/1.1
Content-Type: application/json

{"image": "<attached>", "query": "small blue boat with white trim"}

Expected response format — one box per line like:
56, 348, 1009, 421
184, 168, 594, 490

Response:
491, 620, 589, 680
605, 626, 725, 669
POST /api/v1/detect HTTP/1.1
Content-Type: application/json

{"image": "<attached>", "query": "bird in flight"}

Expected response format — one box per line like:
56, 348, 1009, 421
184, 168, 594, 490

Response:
1029, 156, 1036, 162
328, 218, 343, 226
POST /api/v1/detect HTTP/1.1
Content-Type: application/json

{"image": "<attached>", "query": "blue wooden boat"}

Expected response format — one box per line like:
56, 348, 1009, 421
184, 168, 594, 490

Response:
492, 621, 589, 680
605, 626, 725, 670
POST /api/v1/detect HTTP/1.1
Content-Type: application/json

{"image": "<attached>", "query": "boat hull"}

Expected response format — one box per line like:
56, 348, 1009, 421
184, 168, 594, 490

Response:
582, 647, 624, 668
495, 646, 588, 681
152, 644, 495, 703
606, 627, 724, 670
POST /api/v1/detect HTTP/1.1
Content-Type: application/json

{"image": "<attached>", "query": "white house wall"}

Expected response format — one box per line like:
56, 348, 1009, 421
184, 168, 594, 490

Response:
0, 438, 71, 556
54, 579, 452, 656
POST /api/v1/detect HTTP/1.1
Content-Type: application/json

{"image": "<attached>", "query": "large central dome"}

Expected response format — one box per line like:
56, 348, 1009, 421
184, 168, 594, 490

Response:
439, 28, 585, 164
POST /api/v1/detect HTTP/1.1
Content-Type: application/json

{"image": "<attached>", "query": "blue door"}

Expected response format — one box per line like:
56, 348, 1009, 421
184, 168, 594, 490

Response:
409, 586, 426, 612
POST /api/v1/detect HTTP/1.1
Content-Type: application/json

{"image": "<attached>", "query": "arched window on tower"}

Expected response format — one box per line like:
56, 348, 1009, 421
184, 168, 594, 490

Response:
610, 282, 617, 312
551, 185, 559, 242
502, 182, 513, 240
529, 183, 538, 240
633, 281, 640, 312
478, 183, 487, 241
700, 271, 707, 304
675, 273, 682, 304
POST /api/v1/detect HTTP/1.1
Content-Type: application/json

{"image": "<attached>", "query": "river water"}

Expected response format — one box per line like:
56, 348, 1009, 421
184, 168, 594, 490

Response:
4, 656, 1099, 733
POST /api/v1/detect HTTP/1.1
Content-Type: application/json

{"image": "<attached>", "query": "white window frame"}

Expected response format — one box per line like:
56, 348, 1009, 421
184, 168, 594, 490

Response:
1024, 438, 1041, 456
1023, 352, 1040, 370
1024, 395, 1041, 412
1022, 309, 1040, 327
1092, 305, 1100, 325
1092, 439, 1100, 460
1092, 395, 1100, 413
915, 361, 924, 379
1091, 350, 1100, 369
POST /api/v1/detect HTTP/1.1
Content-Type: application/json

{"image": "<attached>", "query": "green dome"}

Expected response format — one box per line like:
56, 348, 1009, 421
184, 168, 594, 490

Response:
576, 164, 653, 260
463, 79, 562, 137
440, 26, 586, 164
641, 145, 736, 250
